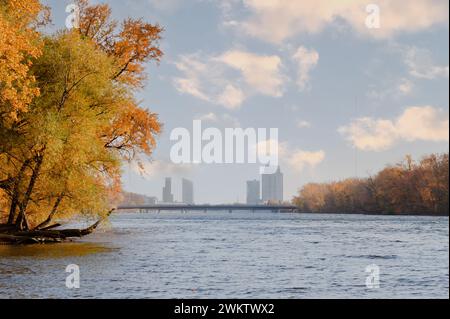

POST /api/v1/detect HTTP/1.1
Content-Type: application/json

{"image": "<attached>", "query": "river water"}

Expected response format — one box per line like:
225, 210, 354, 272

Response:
0, 211, 448, 299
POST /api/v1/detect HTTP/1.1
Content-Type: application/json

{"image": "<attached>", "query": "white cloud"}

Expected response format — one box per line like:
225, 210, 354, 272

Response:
404, 46, 449, 79
255, 139, 325, 173
297, 120, 312, 128
223, 0, 449, 43
218, 50, 285, 97
173, 54, 218, 102
292, 46, 319, 91
339, 118, 398, 151
397, 78, 414, 95
217, 84, 245, 110
221, 114, 241, 127
131, 160, 193, 179
173, 50, 285, 108
196, 112, 218, 122
195, 112, 241, 127
174, 78, 210, 102
288, 150, 326, 172
339, 106, 449, 151
367, 77, 415, 100
396, 106, 449, 142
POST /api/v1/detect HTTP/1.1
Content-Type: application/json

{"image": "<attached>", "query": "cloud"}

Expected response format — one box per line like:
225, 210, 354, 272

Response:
173, 54, 217, 102
404, 46, 449, 79
217, 84, 245, 109
173, 50, 285, 108
396, 106, 449, 142
131, 160, 193, 179
367, 77, 415, 100
288, 150, 326, 172
397, 78, 414, 95
339, 106, 449, 151
218, 50, 285, 97
196, 112, 218, 122
297, 120, 312, 128
174, 78, 210, 102
223, 0, 449, 43
255, 139, 325, 172
195, 112, 241, 127
339, 118, 398, 151
292, 46, 319, 91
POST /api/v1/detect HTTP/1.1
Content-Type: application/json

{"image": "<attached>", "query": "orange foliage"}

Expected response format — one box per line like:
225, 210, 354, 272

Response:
103, 102, 161, 160
76, 0, 163, 163
294, 153, 449, 215
77, 0, 163, 88
0, 0, 45, 121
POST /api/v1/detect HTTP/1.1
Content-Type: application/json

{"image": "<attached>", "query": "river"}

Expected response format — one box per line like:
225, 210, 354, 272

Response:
0, 211, 448, 298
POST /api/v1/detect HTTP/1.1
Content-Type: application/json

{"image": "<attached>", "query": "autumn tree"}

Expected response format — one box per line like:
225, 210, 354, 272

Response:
1, 0, 46, 230
293, 153, 449, 216
0, 0, 162, 244
0, 0, 47, 123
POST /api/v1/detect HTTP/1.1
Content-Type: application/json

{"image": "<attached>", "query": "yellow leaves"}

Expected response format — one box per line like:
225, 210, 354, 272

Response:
0, 188, 7, 223
113, 18, 163, 80
76, 0, 163, 88
1, 0, 164, 227
0, 0, 43, 123
102, 100, 161, 162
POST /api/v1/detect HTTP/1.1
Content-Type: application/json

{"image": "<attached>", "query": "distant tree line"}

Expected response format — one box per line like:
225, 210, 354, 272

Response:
293, 153, 449, 215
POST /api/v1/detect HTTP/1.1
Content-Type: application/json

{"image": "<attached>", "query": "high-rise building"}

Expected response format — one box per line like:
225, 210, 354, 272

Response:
182, 178, 194, 204
162, 177, 174, 203
261, 166, 283, 203
246, 180, 260, 204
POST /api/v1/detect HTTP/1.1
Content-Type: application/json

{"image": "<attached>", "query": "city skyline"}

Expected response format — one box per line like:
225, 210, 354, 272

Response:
182, 178, 194, 204
162, 177, 174, 203
262, 167, 284, 203
246, 180, 260, 205
154, 168, 285, 205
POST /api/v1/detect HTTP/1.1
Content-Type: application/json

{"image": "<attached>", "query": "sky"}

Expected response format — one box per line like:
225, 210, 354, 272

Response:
43, 0, 449, 204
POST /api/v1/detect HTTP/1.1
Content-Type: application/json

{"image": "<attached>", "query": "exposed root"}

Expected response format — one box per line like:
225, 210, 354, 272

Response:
0, 209, 114, 245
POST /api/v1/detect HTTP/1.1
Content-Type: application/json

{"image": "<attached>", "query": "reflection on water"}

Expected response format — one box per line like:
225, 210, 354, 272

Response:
0, 211, 448, 299
0, 242, 116, 259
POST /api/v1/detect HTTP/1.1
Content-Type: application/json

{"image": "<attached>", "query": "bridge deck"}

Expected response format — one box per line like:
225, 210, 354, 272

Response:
117, 204, 298, 212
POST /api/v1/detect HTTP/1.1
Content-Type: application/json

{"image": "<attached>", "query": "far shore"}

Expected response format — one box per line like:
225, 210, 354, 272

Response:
114, 208, 449, 217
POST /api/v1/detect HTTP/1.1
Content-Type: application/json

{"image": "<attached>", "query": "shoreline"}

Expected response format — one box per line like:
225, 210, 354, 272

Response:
115, 209, 449, 218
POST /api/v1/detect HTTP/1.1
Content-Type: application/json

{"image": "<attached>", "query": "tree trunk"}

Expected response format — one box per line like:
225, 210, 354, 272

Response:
15, 154, 44, 231
7, 159, 31, 224
35, 193, 63, 230
0, 209, 115, 245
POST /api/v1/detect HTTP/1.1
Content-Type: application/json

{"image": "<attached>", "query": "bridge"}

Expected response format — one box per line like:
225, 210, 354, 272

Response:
117, 204, 299, 213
